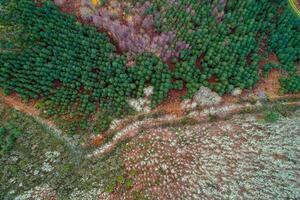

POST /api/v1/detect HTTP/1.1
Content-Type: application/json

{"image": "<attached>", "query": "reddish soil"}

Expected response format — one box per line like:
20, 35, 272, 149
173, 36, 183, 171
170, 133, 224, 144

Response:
208, 75, 218, 83
258, 59, 268, 69
222, 94, 239, 104
91, 134, 104, 146
0, 91, 59, 131
258, 34, 268, 55
268, 53, 280, 63
0, 92, 39, 116
195, 53, 205, 70
166, 59, 176, 71
156, 88, 187, 117
256, 53, 281, 99
53, 80, 61, 88
109, 35, 123, 54
257, 69, 281, 99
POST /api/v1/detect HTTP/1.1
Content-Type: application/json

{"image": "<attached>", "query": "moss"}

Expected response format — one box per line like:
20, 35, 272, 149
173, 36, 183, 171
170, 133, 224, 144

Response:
262, 111, 281, 123
59, 164, 74, 176
125, 179, 133, 189
116, 175, 125, 184
105, 180, 116, 193
9, 165, 19, 176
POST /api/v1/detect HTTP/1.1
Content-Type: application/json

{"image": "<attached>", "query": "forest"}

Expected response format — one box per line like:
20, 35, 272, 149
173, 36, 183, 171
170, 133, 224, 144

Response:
0, 0, 299, 134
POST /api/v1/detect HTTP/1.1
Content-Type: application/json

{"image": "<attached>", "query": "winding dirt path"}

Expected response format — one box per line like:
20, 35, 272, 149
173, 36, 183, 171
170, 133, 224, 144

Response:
0, 92, 40, 116
0, 91, 78, 151
1, 89, 300, 159
0, 91, 60, 132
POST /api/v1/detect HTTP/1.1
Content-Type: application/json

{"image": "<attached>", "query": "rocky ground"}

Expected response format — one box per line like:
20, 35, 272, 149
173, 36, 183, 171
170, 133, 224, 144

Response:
119, 111, 300, 199
1, 97, 300, 199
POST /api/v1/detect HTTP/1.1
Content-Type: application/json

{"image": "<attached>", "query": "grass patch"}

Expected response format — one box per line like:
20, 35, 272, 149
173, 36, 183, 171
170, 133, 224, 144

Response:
262, 111, 281, 123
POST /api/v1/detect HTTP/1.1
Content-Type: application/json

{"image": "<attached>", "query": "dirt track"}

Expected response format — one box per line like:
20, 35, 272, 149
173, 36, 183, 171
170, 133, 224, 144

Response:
0, 92, 39, 117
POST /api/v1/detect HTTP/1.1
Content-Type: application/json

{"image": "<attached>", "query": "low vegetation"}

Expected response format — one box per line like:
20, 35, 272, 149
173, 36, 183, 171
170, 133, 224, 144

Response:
0, 99, 128, 199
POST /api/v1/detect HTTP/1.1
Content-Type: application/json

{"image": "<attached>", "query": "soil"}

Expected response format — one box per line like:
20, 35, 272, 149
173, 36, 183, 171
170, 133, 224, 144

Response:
0, 91, 60, 134
256, 69, 281, 98
156, 88, 187, 117
256, 53, 281, 99
166, 59, 176, 70
208, 75, 218, 83
195, 53, 205, 70
0, 91, 39, 116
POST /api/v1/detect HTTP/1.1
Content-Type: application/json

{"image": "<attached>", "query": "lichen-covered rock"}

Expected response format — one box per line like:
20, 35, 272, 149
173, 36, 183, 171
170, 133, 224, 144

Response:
127, 86, 154, 113
232, 88, 242, 96
180, 99, 197, 110
127, 98, 151, 113
143, 86, 154, 97
15, 184, 56, 200
193, 86, 222, 106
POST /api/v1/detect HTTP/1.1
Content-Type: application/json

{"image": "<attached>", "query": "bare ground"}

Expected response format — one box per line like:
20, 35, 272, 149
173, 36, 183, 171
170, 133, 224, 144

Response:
112, 111, 300, 200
